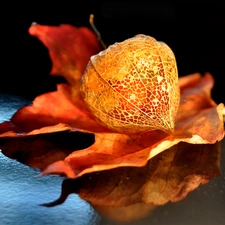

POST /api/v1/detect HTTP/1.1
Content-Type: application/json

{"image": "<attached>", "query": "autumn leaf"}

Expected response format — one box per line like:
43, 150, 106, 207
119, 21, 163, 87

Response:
38, 73, 224, 179
41, 142, 221, 212
0, 24, 108, 134
0, 23, 224, 181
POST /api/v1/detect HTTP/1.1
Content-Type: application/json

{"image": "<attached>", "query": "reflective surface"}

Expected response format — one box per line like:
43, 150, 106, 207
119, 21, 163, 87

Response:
0, 93, 224, 225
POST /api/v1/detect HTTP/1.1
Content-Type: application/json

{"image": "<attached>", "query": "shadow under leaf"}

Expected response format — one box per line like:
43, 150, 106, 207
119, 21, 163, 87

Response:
0, 130, 94, 170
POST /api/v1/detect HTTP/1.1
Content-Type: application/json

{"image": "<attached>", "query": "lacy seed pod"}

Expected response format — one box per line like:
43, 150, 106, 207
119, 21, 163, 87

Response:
80, 34, 180, 134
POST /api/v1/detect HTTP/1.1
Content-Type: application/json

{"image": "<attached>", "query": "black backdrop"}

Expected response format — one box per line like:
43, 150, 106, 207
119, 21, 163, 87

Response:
2, 1, 225, 104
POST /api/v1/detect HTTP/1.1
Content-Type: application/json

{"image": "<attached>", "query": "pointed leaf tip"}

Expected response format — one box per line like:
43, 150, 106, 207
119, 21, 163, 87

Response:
40, 160, 76, 178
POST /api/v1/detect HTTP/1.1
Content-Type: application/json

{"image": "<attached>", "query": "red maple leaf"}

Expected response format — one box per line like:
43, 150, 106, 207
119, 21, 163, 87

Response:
0, 23, 224, 181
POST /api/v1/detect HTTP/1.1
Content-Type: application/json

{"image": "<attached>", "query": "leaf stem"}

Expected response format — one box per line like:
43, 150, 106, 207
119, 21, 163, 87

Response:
89, 14, 107, 49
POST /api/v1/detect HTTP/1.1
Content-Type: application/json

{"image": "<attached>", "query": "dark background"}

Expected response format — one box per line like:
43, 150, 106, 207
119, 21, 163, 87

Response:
2, 1, 225, 104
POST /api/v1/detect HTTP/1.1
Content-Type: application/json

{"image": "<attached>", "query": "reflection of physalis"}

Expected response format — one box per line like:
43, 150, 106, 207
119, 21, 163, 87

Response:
41, 142, 221, 222
94, 202, 156, 223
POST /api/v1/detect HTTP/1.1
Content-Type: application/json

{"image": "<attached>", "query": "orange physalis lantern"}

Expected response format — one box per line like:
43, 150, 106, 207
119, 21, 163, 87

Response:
81, 34, 180, 134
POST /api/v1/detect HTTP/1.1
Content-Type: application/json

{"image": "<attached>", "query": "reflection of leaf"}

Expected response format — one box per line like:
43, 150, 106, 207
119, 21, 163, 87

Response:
0, 24, 224, 179
42, 142, 220, 207
41, 142, 220, 222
